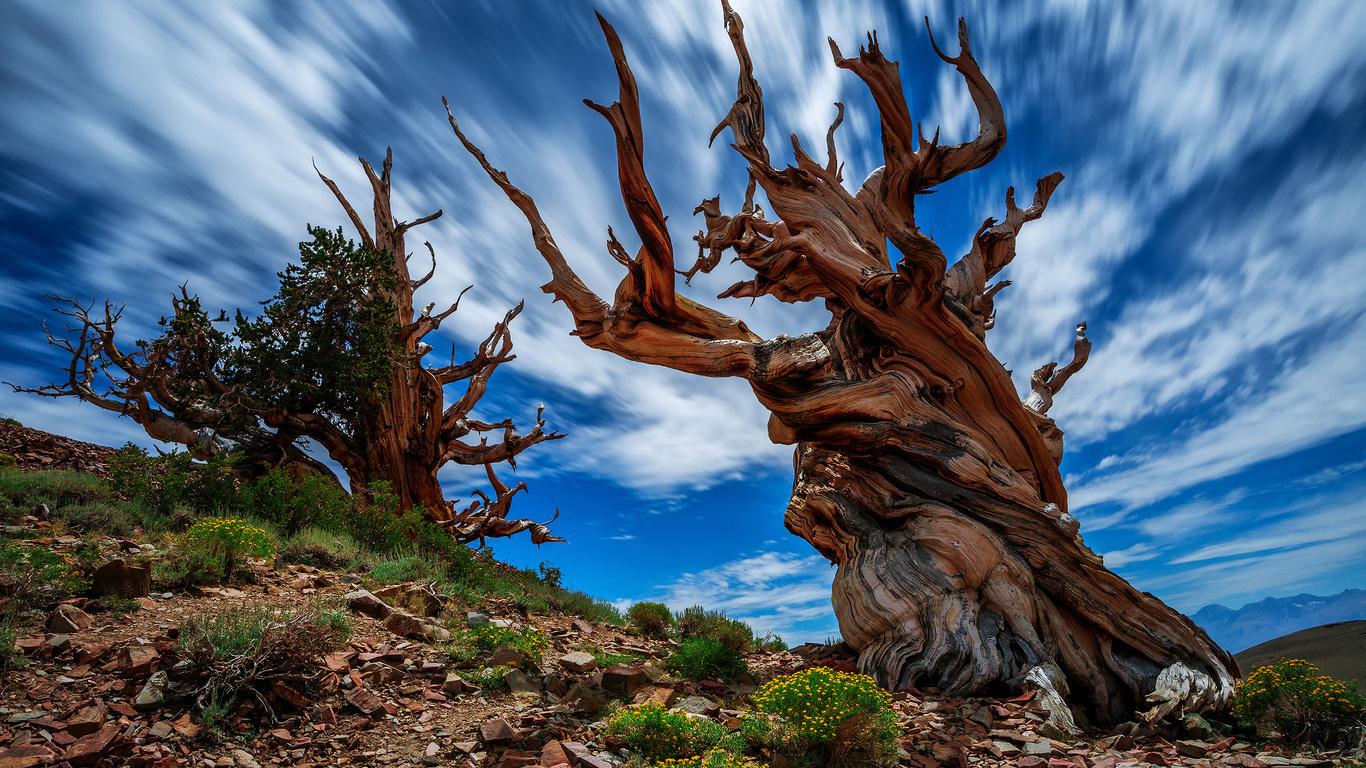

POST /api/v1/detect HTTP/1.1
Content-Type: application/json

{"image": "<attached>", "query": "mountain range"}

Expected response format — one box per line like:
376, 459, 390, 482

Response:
1191, 588, 1366, 653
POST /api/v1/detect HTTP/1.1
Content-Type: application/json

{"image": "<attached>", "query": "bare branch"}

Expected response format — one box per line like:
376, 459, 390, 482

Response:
1024, 323, 1092, 415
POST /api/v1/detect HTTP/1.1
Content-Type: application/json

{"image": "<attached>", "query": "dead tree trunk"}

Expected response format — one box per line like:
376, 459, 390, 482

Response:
449, 4, 1237, 724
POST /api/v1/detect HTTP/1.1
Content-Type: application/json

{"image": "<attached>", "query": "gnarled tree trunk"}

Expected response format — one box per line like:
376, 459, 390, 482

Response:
450, 3, 1237, 724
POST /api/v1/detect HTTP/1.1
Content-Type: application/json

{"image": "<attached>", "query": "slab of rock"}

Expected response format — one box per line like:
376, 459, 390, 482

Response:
66, 702, 108, 737
47, 604, 93, 633
133, 670, 169, 710
478, 718, 515, 745
117, 646, 159, 677
345, 589, 394, 619
571, 619, 594, 634
560, 682, 601, 715
540, 740, 571, 767
504, 669, 541, 697
672, 695, 719, 716
0, 745, 54, 768
1176, 741, 1209, 758
489, 645, 524, 668
601, 662, 647, 696
65, 723, 120, 765
558, 651, 597, 673
91, 559, 150, 598
633, 685, 678, 708
442, 673, 472, 695
1025, 739, 1054, 757
385, 612, 432, 640
343, 687, 387, 716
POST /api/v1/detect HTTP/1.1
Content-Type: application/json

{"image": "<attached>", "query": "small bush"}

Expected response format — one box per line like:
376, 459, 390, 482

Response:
537, 561, 562, 588
0, 611, 24, 671
278, 527, 361, 569
553, 590, 626, 625
179, 602, 349, 727
180, 517, 275, 580
0, 454, 16, 468
107, 445, 239, 516
607, 702, 730, 761
676, 605, 723, 638
457, 664, 512, 690
667, 637, 747, 682
369, 553, 446, 585
0, 542, 90, 605
750, 667, 899, 767
629, 601, 675, 638
241, 468, 349, 536
715, 618, 753, 653
463, 623, 549, 666
1232, 659, 1364, 743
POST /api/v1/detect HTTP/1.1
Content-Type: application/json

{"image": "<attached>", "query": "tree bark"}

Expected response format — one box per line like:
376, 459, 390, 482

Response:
450, 3, 1237, 724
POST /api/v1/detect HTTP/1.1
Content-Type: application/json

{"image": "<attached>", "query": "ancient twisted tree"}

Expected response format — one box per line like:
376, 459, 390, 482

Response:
14, 152, 566, 545
450, 6, 1237, 724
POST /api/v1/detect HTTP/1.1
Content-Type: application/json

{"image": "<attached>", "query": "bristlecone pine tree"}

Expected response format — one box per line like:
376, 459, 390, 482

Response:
14, 152, 566, 545
449, 5, 1238, 725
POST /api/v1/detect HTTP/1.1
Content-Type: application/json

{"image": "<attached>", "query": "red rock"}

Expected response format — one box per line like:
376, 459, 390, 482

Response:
0, 744, 53, 768
1176, 741, 1209, 758
571, 619, 593, 634
540, 740, 571, 766
576, 756, 613, 768
345, 590, 394, 620
342, 687, 386, 716
108, 701, 138, 718
1048, 760, 1082, 768
558, 651, 597, 673
76, 642, 110, 664
14, 638, 44, 656
266, 728, 292, 743
323, 653, 351, 674
1017, 758, 1048, 768
48, 604, 94, 633
91, 559, 150, 598
116, 646, 160, 677
601, 663, 646, 696
271, 681, 307, 708
478, 718, 515, 745
65, 723, 120, 765
1142, 752, 1170, 766
66, 702, 108, 737
1210, 737, 1236, 752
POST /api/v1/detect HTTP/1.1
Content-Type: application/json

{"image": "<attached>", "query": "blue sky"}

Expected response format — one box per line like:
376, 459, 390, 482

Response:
2, 0, 1364, 646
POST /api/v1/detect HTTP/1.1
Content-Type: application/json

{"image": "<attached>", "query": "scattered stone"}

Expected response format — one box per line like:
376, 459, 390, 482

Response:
478, 718, 514, 745
465, 612, 490, 628
91, 559, 151, 598
66, 702, 108, 737
43, 634, 70, 652
557, 651, 597, 673
0, 745, 52, 768
994, 741, 1021, 756
133, 670, 169, 710
601, 662, 647, 696
117, 645, 160, 677
1176, 740, 1210, 758
560, 682, 601, 715
504, 669, 541, 696
343, 687, 387, 716
1025, 739, 1054, 757
47, 604, 93, 633
65, 723, 120, 765
633, 685, 679, 709
385, 612, 434, 641
571, 619, 594, 634
345, 589, 395, 619
489, 645, 524, 668
672, 695, 719, 716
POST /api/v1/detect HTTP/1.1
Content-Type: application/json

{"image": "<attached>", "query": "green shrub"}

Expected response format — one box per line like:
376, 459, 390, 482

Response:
676, 605, 723, 638
0, 611, 24, 671
553, 590, 626, 625
0, 468, 108, 508
278, 527, 362, 569
0, 541, 90, 605
607, 702, 731, 761
457, 664, 512, 690
0, 454, 16, 469
463, 623, 549, 666
653, 751, 754, 768
715, 618, 753, 653
666, 637, 747, 682
629, 601, 674, 638
107, 445, 239, 516
749, 667, 898, 767
1232, 659, 1364, 741
179, 602, 349, 728
238, 468, 349, 536
161, 517, 275, 585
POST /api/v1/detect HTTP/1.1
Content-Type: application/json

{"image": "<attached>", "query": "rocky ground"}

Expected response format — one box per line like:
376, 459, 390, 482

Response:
0, 423, 1360, 768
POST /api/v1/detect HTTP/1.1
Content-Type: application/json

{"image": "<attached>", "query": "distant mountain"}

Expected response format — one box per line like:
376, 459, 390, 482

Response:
1234, 620, 1366, 682
1191, 589, 1366, 653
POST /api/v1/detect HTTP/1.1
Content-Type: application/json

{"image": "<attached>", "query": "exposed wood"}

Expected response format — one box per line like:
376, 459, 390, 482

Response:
451, 4, 1238, 723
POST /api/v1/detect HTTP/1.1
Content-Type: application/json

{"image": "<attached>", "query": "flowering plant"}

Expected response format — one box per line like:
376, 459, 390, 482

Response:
1232, 659, 1363, 739
750, 667, 899, 765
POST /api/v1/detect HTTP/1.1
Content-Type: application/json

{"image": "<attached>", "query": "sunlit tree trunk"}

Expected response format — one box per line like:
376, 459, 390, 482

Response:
450, 3, 1237, 724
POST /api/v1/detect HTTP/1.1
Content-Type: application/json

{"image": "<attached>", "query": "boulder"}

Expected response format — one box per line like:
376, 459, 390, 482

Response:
133, 670, 169, 710
91, 559, 151, 598
478, 718, 515, 745
47, 604, 93, 633
343, 687, 386, 716
672, 695, 718, 716
557, 651, 597, 673
66, 702, 109, 737
65, 723, 121, 765
116, 646, 160, 677
601, 662, 647, 696
504, 669, 541, 697
560, 682, 601, 715
345, 589, 394, 619
0, 745, 54, 768
489, 645, 524, 668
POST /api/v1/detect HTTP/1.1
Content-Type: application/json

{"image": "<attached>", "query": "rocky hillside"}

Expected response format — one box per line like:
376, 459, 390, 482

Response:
1235, 621, 1366, 684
